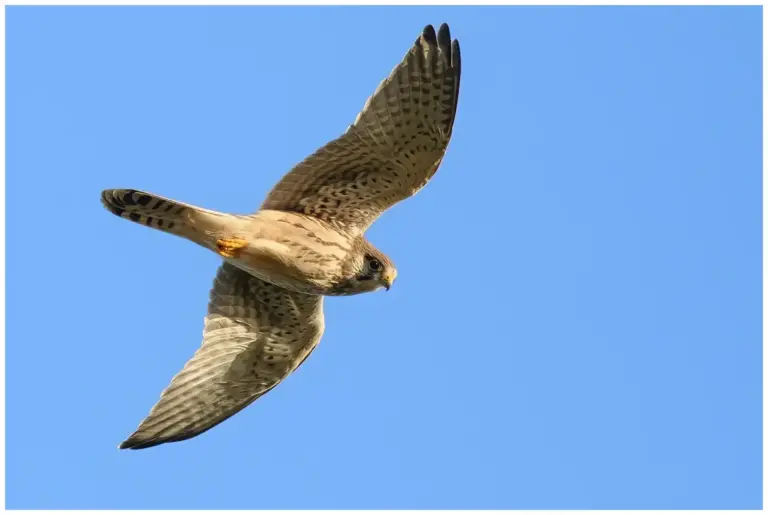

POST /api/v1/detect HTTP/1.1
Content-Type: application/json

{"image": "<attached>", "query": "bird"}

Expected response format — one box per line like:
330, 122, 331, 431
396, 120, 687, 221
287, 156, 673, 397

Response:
101, 22, 461, 450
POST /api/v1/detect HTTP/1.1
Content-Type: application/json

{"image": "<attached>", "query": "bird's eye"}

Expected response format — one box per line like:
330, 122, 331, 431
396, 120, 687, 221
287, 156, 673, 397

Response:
369, 258, 382, 272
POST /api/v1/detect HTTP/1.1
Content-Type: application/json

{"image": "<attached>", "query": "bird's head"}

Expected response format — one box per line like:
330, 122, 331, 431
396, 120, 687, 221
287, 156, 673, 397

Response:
332, 238, 397, 295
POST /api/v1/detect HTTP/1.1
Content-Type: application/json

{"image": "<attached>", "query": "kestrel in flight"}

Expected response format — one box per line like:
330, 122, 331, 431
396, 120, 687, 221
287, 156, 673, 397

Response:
101, 23, 461, 449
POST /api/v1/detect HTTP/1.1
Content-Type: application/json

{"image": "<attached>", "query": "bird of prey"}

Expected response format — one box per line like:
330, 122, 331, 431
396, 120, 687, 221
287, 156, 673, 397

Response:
101, 23, 461, 450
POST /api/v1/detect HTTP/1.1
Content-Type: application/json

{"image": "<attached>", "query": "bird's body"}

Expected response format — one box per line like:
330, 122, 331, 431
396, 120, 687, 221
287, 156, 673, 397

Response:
102, 22, 461, 449
102, 190, 392, 295
217, 209, 358, 295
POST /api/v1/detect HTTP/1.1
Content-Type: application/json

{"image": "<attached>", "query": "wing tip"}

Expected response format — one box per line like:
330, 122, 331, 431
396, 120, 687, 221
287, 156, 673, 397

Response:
421, 24, 437, 45
118, 436, 145, 450
119, 438, 166, 450
452, 38, 461, 73
420, 23, 460, 72
118, 439, 136, 450
437, 23, 451, 48
118, 430, 164, 450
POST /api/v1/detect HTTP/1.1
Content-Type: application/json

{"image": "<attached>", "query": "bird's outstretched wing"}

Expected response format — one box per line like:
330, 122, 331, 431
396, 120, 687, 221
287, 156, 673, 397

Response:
261, 23, 461, 236
119, 263, 324, 450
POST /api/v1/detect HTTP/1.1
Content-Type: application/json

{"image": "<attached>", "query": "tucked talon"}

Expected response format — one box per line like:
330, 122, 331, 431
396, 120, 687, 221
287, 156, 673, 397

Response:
216, 238, 248, 258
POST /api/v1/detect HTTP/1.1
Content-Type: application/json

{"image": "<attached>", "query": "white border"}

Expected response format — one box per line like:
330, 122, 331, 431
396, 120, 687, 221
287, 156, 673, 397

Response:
0, 1, 763, 514
2, 0, 767, 5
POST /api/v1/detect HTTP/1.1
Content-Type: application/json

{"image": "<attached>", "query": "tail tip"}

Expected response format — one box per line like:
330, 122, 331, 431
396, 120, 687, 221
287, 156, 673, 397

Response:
100, 189, 154, 218
101, 189, 130, 217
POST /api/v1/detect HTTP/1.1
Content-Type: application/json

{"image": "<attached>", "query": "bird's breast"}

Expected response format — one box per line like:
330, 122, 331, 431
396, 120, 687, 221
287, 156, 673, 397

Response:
226, 210, 355, 295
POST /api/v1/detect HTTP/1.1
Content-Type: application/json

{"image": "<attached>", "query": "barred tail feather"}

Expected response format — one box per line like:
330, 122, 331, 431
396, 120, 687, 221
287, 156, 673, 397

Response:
101, 188, 204, 240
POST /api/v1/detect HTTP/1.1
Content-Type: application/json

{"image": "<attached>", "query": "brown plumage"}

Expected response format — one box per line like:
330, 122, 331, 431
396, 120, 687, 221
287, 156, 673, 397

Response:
102, 23, 460, 449
262, 23, 461, 235
119, 264, 324, 450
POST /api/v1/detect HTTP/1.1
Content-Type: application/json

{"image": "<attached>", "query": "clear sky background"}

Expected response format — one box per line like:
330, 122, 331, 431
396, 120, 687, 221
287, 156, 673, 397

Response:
6, 5, 762, 510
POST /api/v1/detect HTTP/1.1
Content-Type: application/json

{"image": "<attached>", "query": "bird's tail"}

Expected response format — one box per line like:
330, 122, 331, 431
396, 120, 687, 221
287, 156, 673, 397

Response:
100, 189, 224, 246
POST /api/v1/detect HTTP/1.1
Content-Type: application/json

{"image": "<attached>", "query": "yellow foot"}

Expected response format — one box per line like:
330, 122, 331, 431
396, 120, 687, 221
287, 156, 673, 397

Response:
216, 237, 248, 258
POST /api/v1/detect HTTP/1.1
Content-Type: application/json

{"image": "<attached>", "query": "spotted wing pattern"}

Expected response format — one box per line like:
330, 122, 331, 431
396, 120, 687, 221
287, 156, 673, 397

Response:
261, 23, 461, 235
119, 264, 324, 450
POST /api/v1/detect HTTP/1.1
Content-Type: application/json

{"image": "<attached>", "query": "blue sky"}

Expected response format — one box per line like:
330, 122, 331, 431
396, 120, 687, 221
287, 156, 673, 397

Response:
6, 5, 762, 510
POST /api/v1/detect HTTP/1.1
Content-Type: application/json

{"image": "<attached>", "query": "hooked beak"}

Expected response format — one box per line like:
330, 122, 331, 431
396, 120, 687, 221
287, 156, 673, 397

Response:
382, 269, 397, 291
